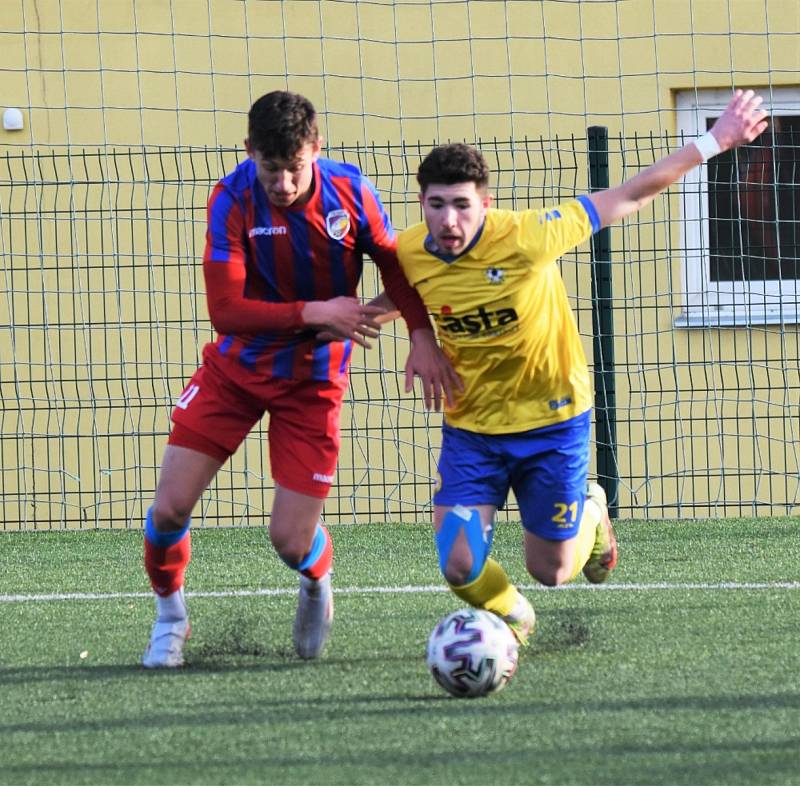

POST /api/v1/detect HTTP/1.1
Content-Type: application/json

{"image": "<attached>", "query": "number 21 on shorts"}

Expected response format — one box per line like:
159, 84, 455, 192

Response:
551, 499, 579, 528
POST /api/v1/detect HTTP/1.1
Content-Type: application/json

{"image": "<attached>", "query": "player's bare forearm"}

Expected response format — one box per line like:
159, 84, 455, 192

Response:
367, 292, 401, 324
588, 89, 768, 230
589, 145, 702, 228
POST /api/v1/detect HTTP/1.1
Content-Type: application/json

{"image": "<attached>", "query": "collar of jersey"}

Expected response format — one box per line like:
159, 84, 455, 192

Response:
423, 221, 485, 264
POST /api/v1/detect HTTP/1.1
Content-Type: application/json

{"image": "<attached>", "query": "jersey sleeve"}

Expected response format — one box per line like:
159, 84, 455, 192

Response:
518, 198, 596, 268
203, 184, 305, 334
357, 179, 432, 333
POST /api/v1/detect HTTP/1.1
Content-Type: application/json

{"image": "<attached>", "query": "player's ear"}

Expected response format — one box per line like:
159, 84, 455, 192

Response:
482, 192, 493, 209
311, 137, 323, 160
244, 138, 254, 158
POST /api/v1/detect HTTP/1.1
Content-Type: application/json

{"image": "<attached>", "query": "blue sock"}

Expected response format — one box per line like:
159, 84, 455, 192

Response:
144, 507, 190, 548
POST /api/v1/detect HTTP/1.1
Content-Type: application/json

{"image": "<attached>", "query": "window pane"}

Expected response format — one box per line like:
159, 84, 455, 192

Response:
708, 116, 800, 282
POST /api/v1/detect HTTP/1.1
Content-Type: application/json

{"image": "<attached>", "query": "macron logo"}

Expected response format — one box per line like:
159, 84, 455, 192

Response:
249, 226, 287, 238
313, 472, 334, 484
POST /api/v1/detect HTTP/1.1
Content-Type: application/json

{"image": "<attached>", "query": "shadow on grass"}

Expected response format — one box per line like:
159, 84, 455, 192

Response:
4, 651, 800, 735
0, 649, 418, 685
1, 729, 799, 785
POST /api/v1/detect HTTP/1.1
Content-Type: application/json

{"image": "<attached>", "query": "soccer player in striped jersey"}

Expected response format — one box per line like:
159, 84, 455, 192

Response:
142, 91, 459, 668
389, 90, 767, 645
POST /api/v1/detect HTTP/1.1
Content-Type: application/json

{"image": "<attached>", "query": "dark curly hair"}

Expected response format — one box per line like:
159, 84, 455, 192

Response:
416, 143, 490, 192
247, 91, 320, 159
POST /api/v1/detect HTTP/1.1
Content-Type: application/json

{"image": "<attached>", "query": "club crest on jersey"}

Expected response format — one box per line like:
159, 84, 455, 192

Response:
325, 209, 351, 241
485, 267, 505, 284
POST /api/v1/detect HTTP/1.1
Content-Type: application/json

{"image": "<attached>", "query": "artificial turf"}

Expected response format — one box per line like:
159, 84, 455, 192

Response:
1, 518, 799, 786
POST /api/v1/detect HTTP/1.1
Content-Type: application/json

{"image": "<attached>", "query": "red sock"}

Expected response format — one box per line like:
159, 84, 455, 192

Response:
144, 532, 191, 597
300, 525, 333, 581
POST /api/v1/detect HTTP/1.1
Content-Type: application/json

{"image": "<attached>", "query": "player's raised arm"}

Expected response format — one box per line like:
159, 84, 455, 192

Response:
587, 89, 769, 230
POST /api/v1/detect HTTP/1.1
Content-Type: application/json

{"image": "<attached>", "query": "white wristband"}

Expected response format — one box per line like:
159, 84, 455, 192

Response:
693, 131, 722, 162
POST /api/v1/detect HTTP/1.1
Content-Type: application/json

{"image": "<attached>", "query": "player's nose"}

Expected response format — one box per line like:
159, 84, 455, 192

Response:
441, 206, 458, 227
273, 170, 293, 191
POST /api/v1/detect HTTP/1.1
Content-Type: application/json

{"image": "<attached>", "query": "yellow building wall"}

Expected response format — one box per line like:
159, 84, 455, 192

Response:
1, 0, 798, 527
3, 0, 798, 148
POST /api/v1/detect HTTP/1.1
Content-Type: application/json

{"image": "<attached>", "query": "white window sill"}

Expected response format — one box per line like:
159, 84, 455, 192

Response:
674, 308, 800, 328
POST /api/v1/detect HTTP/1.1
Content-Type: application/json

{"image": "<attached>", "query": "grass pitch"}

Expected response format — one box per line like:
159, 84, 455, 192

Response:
1, 518, 799, 786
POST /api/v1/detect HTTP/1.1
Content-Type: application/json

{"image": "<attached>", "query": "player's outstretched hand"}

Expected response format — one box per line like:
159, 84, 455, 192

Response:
709, 89, 769, 152
405, 329, 463, 411
302, 297, 386, 348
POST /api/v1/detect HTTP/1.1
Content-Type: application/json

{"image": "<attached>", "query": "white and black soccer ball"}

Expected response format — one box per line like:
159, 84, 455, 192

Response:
426, 608, 519, 699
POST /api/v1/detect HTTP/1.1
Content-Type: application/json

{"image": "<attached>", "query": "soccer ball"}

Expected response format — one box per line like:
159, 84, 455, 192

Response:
426, 608, 519, 698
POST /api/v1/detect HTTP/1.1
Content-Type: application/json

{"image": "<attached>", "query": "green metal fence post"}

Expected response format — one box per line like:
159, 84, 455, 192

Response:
587, 126, 619, 517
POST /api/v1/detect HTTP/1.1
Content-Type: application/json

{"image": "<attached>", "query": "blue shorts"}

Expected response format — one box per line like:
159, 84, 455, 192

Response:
433, 411, 591, 541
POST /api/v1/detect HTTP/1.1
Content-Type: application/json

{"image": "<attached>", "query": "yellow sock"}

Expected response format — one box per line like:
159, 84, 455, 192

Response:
449, 558, 518, 617
566, 498, 601, 582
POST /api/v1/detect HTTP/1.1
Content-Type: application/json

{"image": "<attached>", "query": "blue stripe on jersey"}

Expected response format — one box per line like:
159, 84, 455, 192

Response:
577, 194, 601, 234
339, 340, 352, 374
239, 334, 277, 371
311, 342, 331, 380
207, 189, 237, 262
249, 178, 281, 302
363, 179, 395, 243
270, 343, 296, 378
218, 335, 234, 354
286, 211, 315, 301
350, 175, 370, 245
345, 176, 366, 283
319, 174, 348, 296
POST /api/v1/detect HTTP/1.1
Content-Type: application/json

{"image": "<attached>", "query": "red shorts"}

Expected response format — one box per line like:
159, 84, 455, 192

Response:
168, 350, 348, 498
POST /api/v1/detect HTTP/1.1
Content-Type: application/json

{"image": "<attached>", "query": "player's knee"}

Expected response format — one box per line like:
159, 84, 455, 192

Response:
269, 525, 311, 567
150, 499, 192, 533
525, 556, 572, 587
275, 543, 307, 567
441, 556, 475, 587
436, 506, 489, 587
269, 528, 298, 563
529, 567, 570, 587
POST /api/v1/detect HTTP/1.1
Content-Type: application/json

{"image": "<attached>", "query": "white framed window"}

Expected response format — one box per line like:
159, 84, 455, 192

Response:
675, 87, 800, 327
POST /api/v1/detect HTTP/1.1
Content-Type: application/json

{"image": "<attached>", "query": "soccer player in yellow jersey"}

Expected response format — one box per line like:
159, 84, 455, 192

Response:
390, 90, 768, 644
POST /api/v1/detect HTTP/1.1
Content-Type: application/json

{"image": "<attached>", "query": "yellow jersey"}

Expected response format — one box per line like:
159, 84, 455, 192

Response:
397, 198, 597, 434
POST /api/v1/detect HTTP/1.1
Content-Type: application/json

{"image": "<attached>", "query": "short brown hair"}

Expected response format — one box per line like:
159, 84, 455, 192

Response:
416, 143, 490, 192
247, 91, 320, 159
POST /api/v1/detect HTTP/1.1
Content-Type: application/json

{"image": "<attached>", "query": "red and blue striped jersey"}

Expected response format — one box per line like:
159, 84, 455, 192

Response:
202, 156, 430, 381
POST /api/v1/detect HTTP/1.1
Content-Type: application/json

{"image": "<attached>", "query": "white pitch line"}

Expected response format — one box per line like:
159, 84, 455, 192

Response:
1, 581, 799, 603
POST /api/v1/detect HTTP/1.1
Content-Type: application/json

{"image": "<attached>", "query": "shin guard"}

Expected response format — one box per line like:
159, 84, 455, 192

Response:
143, 507, 191, 597
435, 505, 490, 584
295, 524, 333, 581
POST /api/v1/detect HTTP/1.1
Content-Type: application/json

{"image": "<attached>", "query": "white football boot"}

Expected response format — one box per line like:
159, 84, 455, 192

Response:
142, 588, 190, 669
293, 573, 333, 659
